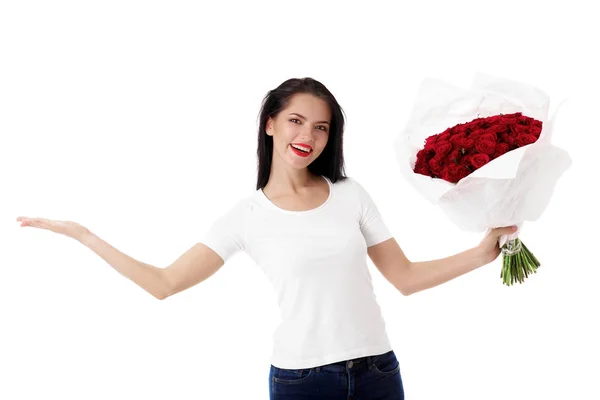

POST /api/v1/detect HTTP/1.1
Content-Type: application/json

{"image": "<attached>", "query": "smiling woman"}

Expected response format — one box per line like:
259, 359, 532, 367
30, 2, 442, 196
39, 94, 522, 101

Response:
16, 76, 517, 400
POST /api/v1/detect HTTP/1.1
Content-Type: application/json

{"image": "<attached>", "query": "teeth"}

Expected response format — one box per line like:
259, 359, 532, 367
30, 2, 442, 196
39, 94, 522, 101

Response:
291, 144, 311, 152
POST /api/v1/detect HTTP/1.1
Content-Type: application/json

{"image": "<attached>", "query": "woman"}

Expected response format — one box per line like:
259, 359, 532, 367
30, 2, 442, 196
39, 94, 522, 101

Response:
17, 77, 516, 399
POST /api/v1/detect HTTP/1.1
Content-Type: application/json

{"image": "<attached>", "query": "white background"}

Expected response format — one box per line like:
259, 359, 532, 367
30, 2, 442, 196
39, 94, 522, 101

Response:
2, 1, 598, 399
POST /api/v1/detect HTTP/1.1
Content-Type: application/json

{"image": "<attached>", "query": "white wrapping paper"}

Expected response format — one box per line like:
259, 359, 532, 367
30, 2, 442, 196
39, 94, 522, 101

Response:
394, 73, 572, 248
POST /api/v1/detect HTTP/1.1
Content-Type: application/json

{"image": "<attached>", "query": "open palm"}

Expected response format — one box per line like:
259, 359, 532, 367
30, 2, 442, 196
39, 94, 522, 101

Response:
16, 216, 89, 241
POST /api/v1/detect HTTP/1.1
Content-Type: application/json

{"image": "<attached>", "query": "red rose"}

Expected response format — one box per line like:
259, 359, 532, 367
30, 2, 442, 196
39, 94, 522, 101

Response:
469, 119, 484, 130
428, 156, 443, 175
517, 114, 530, 125
449, 132, 467, 145
511, 124, 529, 135
439, 165, 450, 180
454, 164, 470, 182
446, 148, 461, 164
530, 123, 542, 137
487, 124, 507, 134
441, 163, 470, 183
471, 153, 490, 169
454, 124, 467, 134
480, 132, 498, 143
438, 131, 451, 142
501, 115, 519, 124
434, 140, 453, 156
440, 165, 451, 182
499, 132, 517, 148
415, 163, 431, 177
414, 149, 432, 176
424, 135, 438, 151
486, 115, 502, 124
516, 133, 537, 147
475, 139, 496, 155
459, 154, 472, 168
456, 137, 475, 150
492, 143, 510, 158
469, 129, 484, 141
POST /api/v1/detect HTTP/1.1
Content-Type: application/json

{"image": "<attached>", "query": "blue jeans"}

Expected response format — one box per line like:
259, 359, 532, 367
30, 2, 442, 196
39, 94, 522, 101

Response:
269, 349, 404, 399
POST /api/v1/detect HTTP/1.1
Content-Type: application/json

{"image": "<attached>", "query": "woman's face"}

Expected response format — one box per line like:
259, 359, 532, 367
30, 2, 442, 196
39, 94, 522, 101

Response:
266, 93, 331, 170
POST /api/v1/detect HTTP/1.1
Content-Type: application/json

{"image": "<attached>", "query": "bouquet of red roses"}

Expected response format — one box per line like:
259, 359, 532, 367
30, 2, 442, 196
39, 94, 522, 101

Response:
414, 112, 543, 285
395, 73, 572, 286
414, 112, 542, 184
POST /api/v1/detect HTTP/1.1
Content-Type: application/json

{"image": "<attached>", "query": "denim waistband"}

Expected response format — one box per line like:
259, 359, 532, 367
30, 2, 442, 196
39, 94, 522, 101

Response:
314, 350, 392, 373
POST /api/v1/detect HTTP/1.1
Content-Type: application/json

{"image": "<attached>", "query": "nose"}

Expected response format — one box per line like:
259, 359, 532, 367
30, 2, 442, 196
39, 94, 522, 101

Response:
298, 125, 315, 142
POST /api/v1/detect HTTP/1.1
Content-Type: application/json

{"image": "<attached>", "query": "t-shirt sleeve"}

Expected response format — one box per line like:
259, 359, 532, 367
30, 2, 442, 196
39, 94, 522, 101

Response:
199, 199, 247, 262
353, 178, 393, 247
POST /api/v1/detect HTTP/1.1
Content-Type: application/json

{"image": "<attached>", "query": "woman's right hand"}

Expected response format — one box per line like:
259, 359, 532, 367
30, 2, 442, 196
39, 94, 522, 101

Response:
16, 216, 90, 242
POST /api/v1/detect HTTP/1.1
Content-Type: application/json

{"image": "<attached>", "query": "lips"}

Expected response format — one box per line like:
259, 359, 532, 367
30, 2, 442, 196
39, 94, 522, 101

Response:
291, 142, 313, 152
290, 144, 312, 158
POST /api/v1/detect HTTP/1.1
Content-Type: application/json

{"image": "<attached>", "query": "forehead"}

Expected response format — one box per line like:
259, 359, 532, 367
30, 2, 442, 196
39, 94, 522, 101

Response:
283, 93, 331, 121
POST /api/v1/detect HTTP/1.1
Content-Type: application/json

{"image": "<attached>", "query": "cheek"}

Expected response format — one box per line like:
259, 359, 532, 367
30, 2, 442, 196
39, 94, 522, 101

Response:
318, 134, 330, 149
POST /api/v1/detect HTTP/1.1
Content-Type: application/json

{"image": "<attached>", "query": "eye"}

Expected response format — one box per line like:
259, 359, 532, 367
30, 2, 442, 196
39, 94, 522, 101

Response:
290, 119, 328, 132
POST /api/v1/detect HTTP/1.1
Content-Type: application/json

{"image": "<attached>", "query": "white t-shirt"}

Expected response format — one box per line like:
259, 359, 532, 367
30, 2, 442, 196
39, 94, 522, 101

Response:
200, 175, 394, 369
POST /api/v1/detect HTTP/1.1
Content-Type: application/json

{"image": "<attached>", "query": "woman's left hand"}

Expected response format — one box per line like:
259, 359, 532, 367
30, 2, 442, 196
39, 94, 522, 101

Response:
476, 225, 518, 265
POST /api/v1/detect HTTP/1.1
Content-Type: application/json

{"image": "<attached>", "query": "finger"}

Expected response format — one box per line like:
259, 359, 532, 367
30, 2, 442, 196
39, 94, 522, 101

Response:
495, 226, 517, 237
22, 218, 46, 228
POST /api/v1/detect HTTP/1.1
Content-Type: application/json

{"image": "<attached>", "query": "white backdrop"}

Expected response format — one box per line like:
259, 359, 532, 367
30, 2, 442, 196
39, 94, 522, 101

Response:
2, 1, 598, 399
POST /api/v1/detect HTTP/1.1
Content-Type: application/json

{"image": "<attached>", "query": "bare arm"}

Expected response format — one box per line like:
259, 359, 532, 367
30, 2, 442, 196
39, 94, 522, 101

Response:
79, 232, 171, 300
368, 226, 517, 296
79, 232, 224, 300
17, 217, 225, 300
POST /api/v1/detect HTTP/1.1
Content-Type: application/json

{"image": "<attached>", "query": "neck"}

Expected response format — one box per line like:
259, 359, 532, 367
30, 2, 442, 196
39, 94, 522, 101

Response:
265, 156, 319, 194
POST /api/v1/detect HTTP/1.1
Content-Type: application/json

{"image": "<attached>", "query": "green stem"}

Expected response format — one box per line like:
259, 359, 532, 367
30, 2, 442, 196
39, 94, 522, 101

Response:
516, 250, 523, 284
522, 242, 541, 267
506, 259, 511, 286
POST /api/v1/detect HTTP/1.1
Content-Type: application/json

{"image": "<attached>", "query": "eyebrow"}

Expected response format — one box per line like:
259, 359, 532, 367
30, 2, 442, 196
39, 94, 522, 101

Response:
288, 113, 330, 125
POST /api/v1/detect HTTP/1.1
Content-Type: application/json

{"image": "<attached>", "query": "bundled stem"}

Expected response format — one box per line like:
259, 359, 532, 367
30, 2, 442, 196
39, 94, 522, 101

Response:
500, 238, 541, 286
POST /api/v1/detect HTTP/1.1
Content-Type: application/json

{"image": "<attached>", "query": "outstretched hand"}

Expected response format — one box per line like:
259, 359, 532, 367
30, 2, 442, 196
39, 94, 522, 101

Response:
477, 225, 518, 265
16, 216, 90, 242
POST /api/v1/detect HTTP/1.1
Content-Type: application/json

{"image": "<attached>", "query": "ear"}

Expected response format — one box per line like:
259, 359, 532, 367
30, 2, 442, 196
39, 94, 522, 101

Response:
266, 118, 274, 136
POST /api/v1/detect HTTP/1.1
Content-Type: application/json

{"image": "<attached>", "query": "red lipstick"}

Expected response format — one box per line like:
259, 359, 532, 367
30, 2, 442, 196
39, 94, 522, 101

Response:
290, 143, 313, 157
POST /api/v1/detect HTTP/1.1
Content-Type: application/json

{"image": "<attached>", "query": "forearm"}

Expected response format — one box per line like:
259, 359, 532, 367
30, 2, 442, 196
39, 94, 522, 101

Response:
78, 231, 169, 300
407, 247, 486, 295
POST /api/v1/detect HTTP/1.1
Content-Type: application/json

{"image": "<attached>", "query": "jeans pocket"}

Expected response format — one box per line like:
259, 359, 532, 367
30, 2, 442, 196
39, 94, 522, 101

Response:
372, 350, 400, 376
272, 365, 314, 385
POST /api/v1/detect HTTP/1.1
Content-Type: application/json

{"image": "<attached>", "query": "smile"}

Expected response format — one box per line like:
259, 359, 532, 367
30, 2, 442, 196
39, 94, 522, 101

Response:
290, 144, 312, 157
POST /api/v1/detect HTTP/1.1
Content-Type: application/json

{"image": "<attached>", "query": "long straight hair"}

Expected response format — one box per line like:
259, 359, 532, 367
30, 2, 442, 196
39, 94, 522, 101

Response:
255, 77, 348, 190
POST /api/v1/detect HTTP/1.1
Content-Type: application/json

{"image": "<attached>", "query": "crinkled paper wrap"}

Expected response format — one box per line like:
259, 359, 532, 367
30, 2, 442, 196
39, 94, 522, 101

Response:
394, 73, 572, 248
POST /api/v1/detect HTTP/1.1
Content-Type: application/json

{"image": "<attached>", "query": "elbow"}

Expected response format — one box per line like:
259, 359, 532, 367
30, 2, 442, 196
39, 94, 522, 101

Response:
153, 290, 168, 300
395, 278, 413, 296
156, 285, 173, 300
156, 292, 168, 300
398, 286, 413, 296
152, 287, 171, 301
155, 269, 174, 300
397, 263, 414, 296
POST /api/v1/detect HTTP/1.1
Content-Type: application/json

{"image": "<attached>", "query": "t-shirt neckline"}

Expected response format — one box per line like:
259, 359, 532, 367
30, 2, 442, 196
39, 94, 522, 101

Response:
259, 175, 333, 214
